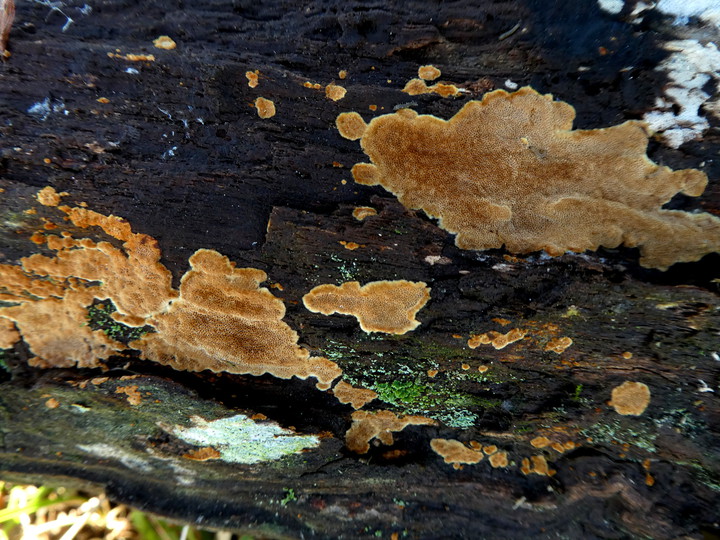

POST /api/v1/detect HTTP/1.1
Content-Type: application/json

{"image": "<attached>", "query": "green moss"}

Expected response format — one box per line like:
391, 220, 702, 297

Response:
86, 300, 151, 343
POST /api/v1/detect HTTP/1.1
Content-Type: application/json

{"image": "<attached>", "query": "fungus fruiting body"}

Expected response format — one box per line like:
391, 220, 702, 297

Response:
302, 280, 430, 334
254, 97, 276, 118
352, 206, 377, 220
338, 86, 720, 269
430, 438, 483, 465
346, 410, 436, 453
152, 36, 176, 50
0, 188, 341, 390
418, 65, 441, 81
402, 79, 461, 98
610, 381, 651, 416
545, 336, 573, 354
468, 328, 527, 350
325, 84, 347, 101
332, 381, 378, 409
246, 70, 259, 88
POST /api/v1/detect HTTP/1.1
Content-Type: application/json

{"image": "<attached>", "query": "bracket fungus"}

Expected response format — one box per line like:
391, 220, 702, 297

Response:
337, 87, 720, 270
0, 188, 341, 390
302, 280, 430, 335
346, 410, 436, 454
609, 381, 651, 416
430, 438, 484, 465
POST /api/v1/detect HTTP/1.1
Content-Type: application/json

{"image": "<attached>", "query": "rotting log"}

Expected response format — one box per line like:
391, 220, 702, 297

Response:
1, 1, 719, 538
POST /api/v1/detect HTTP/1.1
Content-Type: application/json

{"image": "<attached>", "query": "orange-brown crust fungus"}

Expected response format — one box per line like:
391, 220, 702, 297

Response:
467, 328, 527, 350
254, 97, 276, 119
346, 410, 436, 453
245, 70, 259, 88
402, 78, 461, 98
0, 318, 20, 349
545, 336, 573, 354
336, 112, 367, 141
133, 249, 341, 390
332, 381, 378, 409
325, 83, 347, 101
302, 280, 430, 335
430, 438, 483, 465
488, 450, 509, 468
352, 206, 377, 221
341, 87, 719, 270
36, 186, 67, 207
610, 381, 651, 416
152, 35, 176, 50
418, 65, 441, 81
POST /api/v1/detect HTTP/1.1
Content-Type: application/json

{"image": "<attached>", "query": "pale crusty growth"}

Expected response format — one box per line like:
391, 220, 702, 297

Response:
36, 186, 67, 207
336, 112, 367, 141
610, 381, 651, 416
0, 318, 20, 349
418, 65, 441, 81
352, 206, 377, 221
430, 438, 483, 465
332, 380, 378, 409
346, 410, 436, 453
302, 280, 431, 334
488, 450, 509, 468
1, 288, 124, 368
245, 70, 259, 88
545, 336, 573, 354
254, 97, 276, 119
325, 83, 347, 101
134, 249, 342, 390
342, 86, 720, 270
467, 328, 527, 350
22, 206, 177, 325
402, 78, 461, 98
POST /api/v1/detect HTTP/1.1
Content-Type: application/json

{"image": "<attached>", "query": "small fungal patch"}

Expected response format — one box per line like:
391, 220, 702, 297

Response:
402, 79, 461, 98
488, 450, 509, 468
171, 414, 321, 464
430, 438, 483, 466
545, 336, 573, 354
183, 447, 221, 461
352, 206, 377, 221
339, 240, 361, 250
468, 328, 527, 350
610, 381, 651, 416
115, 385, 142, 406
325, 84, 347, 101
246, 70, 259, 88
36, 186, 67, 207
339, 86, 720, 270
254, 97, 276, 119
303, 280, 431, 335
418, 65, 441, 81
521, 455, 555, 476
346, 410, 436, 453
332, 381, 377, 409
152, 36, 176, 50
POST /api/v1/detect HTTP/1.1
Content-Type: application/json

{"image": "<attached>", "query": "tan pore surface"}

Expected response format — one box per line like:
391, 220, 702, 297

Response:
332, 381, 378, 409
402, 78, 461, 98
246, 70, 259, 88
610, 381, 651, 416
352, 206, 378, 220
341, 86, 720, 270
325, 84, 347, 101
545, 336, 573, 354
36, 186, 67, 207
430, 438, 483, 464
467, 328, 527, 350
488, 450, 509, 468
0, 318, 20, 349
336, 112, 367, 141
254, 97, 276, 119
418, 65, 441, 81
302, 280, 431, 335
346, 410, 436, 453
152, 36, 177, 50
134, 249, 342, 390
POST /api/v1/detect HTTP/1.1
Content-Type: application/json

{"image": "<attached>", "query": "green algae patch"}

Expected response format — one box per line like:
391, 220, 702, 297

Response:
171, 414, 321, 464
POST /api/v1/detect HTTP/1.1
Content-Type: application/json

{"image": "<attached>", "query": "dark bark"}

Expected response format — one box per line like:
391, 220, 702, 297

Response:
1, 1, 719, 538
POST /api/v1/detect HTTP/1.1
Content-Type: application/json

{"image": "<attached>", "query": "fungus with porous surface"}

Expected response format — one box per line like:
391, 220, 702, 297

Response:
468, 328, 527, 350
430, 438, 483, 465
610, 381, 651, 416
303, 280, 430, 335
332, 381, 378, 409
346, 410, 436, 453
352, 206, 377, 221
418, 65, 441, 81
254, 97, 276, 119
134, 249, 342, 390
337, 86, 720, 269
325, 83, 347, 101
545, 336, 573, 354
402, 78, 461, 98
